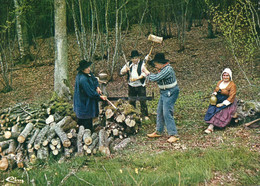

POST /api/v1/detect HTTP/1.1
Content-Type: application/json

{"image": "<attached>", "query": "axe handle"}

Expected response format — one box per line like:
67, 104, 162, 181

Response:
106, 99, 118, 110
122, 52, 128, 64
148, 42, 155, 56
148, 45, 153, 56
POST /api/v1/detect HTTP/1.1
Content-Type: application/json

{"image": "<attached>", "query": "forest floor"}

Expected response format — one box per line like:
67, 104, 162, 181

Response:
0, 24, 259, 185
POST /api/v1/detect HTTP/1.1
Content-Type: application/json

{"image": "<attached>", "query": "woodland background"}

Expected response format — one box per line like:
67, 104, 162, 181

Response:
0, 0, 259, 185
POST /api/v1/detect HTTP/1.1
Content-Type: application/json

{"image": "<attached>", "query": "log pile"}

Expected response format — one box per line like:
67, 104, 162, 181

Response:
236, 100, 260, 127
0, 99, 139, 171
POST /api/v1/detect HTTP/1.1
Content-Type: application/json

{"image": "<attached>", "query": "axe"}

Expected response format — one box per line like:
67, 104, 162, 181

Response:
147, 34, 163, 57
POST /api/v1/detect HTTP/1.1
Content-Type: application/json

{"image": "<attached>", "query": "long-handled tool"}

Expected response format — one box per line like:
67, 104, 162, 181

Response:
100, 93, 119, 110
106, 98, 118, 110
147, 34, 163, 56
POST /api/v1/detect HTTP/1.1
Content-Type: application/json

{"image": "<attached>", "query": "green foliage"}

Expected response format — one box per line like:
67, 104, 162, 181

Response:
48, 92, 73, 116
208, 0, 259, 64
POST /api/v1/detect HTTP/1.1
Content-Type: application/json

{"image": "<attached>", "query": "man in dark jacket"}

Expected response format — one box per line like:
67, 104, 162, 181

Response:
73, 60, 107, 132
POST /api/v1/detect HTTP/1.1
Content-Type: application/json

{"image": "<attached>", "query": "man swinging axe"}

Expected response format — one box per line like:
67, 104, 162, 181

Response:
119, 34, 163, 117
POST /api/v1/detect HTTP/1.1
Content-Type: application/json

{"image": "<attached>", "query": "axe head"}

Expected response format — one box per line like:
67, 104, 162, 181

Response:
148, 34, 163, 44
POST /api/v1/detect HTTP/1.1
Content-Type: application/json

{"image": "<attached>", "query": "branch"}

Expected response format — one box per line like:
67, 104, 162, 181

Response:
102, 165, 114, 185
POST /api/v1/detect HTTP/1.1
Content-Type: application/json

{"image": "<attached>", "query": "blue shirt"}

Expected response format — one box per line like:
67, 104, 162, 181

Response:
148, 64, 177, 87
73, 72, 100, 119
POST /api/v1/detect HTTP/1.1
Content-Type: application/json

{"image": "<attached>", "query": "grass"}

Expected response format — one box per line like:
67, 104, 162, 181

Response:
1, 145, 259, 185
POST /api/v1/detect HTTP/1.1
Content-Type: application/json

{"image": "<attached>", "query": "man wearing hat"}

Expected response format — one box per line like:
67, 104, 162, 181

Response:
120, 50, 149, 116
142, 53, 180, 143
73, 60, 107, 132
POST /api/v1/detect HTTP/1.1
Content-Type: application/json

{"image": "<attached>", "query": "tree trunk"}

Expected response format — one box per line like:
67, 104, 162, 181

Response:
13, 0, 31, 62
207, 21, 215, 38
54, 0, 71, 100
14, 0, 25, 58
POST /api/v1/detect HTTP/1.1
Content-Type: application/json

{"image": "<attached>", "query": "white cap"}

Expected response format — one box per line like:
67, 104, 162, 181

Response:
221, 68, 232, 81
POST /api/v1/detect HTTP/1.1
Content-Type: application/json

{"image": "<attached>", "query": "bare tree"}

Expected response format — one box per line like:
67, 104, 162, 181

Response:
13, 0, 32, 63
54, 0, 71, 99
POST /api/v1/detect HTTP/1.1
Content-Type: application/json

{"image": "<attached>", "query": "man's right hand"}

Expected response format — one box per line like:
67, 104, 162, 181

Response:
100, 96, 107, 101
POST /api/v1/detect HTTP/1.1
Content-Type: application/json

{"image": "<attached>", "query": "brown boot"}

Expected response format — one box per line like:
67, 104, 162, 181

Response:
167, 136, 179, 143
147, 131, 162, 138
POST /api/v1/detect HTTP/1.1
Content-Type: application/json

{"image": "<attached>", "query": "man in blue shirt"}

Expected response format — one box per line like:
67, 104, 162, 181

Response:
142, 53, 180, 143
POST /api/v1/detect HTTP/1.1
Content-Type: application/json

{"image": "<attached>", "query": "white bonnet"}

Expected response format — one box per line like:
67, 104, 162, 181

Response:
221, 68, 232, 81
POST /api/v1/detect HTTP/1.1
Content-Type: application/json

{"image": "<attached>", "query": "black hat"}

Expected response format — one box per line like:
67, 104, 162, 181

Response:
77, 60, 92, 71
130, 50, 141, 58
150, 53, 169, 64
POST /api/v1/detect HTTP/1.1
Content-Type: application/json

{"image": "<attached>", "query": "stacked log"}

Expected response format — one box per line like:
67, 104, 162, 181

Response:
0, 99, 143, 171
236, 100, 260, 127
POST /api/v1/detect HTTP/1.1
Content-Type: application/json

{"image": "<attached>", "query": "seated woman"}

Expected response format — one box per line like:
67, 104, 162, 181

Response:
204, 68, 237, 134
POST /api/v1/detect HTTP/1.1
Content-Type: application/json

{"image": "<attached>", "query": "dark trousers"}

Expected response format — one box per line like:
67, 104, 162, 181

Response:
77, 118, 93, 132
128, 85, 148, 116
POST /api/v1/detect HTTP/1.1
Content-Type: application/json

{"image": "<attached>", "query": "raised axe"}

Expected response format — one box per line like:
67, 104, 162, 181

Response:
147, 34, 163, 57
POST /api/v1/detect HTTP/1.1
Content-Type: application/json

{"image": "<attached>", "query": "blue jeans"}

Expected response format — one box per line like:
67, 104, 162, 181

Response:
156, 86, 179, 136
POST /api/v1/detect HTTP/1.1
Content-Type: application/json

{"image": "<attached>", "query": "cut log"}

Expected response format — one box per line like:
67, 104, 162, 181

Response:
37, 146, 49, 159
113, 137, 131, 151
76, 125, 85, 156
49, 144, 56, 151
87, 137, 99, 155
46, 115, 54, 124
0, 139, 13, 152
17, 122, 34, 143
54, 126, 71, 147
91, 132, 98, 141
51, 137, 60, 146
42, 130, 56, 147
7, 140, 16, 154
11, 124, 19, 132
4, 131, 20, 140
83, 129, 92, 145
105, 109, 114, 119
125, 117, 136, 127
64, 147, 71, 158
98, 129, 110, 156
56, 116, 74, 130
67, 128, 77, 139
52, 149, 60, 156
62, 120, 77, 132
112, 129, 119, 136
116, 114, 125, 123
0, 157, 8, 171
0, 136, 6, 142
34, 125, 50, 150
16, 147, 25, 168
28, 148, 34, 153
27, 128, 40, 149
28, 151, 36, 164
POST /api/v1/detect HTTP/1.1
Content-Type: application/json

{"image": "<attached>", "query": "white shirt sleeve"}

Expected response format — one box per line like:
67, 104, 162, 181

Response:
120, 63, 129, 75
222, 100, 231, 106
141, 61, 147, 77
